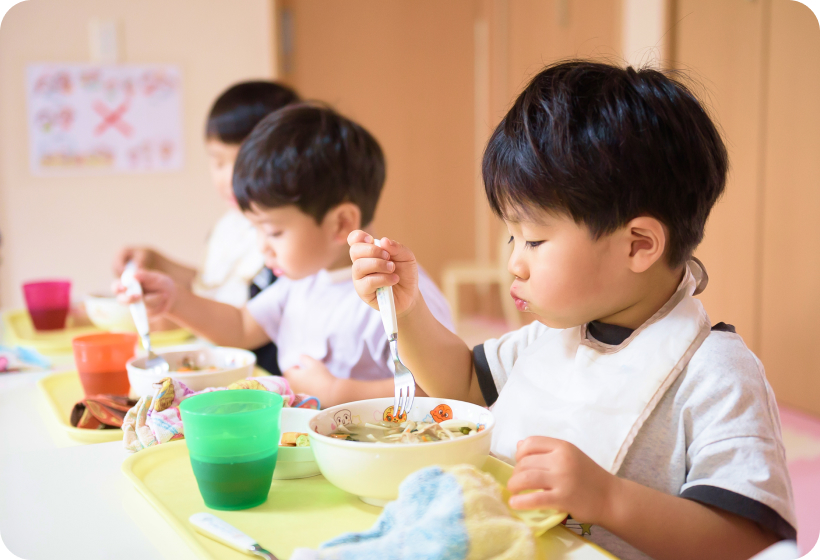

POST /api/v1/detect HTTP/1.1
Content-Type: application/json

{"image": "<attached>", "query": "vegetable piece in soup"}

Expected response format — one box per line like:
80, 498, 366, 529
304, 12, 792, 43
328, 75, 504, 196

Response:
328, 419, 477, 444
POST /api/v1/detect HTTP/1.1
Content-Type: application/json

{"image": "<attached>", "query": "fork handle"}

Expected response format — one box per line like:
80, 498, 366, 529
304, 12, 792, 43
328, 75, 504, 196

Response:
373, 240, 398, 336
375, 286, 398, 336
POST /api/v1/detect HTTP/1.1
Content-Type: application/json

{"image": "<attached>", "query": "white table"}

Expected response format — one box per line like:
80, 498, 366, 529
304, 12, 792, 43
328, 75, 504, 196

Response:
0, 368, 615, 560
0, 369, 199, 560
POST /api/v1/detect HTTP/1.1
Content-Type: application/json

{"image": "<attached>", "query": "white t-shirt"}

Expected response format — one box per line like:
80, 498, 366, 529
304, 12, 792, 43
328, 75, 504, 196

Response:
193, 210, 264, 307
474, 321, 797, 560
246, 267, 454, 381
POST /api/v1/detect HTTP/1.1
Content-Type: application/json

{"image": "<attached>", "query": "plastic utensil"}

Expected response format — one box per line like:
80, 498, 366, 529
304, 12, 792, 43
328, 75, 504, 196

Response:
189, 513, 279, 559
72, 332, 138, 397
22, 280, 71, 331
180, 390, 284, 510
373, 239, 415, 418
120, 262, 169, 376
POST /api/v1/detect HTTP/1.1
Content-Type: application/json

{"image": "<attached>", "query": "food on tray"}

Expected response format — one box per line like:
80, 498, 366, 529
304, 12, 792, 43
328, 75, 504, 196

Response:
280, 432, 310, 447
329, 419, 477, 443
174, 356, 220, 373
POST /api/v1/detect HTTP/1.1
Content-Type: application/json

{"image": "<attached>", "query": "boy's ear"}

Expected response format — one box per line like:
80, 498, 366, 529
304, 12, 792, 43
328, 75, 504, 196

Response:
624, 216, 667, 273
326, 203, 362, 241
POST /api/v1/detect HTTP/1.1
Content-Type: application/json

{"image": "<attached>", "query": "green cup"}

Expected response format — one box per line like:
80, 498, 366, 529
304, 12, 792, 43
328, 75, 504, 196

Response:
180, 390, 284, 510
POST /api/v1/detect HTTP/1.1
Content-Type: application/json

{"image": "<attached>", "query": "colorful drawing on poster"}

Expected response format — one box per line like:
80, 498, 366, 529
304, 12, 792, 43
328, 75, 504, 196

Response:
26, 64, 184, 174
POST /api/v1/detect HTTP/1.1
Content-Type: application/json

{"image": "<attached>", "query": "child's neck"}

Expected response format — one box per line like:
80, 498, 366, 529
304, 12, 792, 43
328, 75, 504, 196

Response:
326, 237, 358, 272
596, 265, 686, 330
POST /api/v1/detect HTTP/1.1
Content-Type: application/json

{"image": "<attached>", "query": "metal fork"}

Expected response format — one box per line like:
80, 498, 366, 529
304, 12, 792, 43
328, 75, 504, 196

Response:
374, 239, 415, 419
121, 261, 169, 376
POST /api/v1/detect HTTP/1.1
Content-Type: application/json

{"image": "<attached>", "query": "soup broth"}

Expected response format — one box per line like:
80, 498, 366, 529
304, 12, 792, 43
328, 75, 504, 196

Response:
330, 419, 478, 444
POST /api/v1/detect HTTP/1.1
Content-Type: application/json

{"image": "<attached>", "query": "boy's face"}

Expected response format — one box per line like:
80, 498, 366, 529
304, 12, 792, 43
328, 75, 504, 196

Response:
506, 209, 638, 329
205, 139, 241, 209
244, 204, 347, 280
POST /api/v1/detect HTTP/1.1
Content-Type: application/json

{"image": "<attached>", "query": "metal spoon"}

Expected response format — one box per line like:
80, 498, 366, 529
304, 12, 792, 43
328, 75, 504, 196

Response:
121, 261, 169, 375
189, 513, 280, 559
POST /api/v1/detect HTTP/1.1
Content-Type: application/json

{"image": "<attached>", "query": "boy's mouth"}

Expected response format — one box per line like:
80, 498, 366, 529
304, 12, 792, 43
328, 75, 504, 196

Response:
510, 291, 529, 312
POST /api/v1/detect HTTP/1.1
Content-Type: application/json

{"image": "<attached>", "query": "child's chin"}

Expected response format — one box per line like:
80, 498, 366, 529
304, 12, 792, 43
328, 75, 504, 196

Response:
533, 312, 582, 330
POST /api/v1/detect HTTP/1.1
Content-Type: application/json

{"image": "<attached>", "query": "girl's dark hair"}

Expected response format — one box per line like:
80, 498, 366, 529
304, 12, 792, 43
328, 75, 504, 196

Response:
483, 60, 728, 266
233, 102, 385, 226
206, 81, 300, 144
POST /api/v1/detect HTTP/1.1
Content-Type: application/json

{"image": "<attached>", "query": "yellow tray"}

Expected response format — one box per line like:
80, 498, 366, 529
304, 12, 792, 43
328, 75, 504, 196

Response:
3, 309, 193, 355
4, 309, 98, 355
122, 441, 615, 560
37, 370, 124, 444
38, 367, 273, 445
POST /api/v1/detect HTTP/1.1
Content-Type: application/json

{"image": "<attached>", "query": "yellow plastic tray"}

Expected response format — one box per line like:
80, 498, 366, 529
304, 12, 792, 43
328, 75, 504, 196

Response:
37, 367, 273, 445
3, 309, 193, 355
122, 441, 616, 560
4, 309, 99, 355
37, 370, 124, 444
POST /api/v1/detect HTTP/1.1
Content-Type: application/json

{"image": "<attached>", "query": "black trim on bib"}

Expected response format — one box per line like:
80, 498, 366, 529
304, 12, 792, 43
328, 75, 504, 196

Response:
472, 344, 498, 407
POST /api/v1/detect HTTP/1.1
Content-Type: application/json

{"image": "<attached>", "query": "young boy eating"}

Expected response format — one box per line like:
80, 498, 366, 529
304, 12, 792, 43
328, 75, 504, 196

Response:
349, 61, 795, 560
113, 81, 300, 374
119, 103, 453, 407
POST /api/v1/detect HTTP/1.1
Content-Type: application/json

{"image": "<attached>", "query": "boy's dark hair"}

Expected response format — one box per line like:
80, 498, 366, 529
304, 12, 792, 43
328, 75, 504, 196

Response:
483, 60, 728, 267
206, 81, 300, 144
233, 102, 385, 226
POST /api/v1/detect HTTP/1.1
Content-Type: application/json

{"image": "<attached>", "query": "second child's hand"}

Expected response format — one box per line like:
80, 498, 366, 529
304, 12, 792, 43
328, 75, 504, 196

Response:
348, 230, 420, 318
113, 269, 178, 316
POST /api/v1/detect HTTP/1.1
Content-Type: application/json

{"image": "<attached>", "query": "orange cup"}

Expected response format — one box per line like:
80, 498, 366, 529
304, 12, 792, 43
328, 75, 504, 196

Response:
72, 333, 138, 397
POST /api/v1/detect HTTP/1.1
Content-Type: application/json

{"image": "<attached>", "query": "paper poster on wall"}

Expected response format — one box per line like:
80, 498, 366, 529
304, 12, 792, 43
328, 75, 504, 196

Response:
26, 64, 184, 174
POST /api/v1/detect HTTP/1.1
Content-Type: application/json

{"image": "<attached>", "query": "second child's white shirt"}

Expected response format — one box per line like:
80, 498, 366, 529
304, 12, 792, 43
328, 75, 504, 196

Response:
246, 267, 454, 381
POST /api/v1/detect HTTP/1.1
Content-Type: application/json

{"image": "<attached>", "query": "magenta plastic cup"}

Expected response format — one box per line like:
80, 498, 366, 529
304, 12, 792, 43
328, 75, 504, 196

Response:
22, 280, 71, 331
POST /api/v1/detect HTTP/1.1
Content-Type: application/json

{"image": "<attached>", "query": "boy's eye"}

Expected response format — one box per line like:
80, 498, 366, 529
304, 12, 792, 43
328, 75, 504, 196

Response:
268, 231, 283, 238
525, 240, 544, 249
507, 235, 514, 244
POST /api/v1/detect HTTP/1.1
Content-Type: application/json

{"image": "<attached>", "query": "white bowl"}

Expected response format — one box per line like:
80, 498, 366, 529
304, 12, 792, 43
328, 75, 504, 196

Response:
126, 346, 256, 397
308, 397, 494, 505
274, 408, 320, 480
84, 295, 136, 332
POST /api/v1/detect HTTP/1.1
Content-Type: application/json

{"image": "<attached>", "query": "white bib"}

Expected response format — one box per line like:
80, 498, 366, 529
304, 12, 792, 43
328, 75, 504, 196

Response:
490, 262, 711, 473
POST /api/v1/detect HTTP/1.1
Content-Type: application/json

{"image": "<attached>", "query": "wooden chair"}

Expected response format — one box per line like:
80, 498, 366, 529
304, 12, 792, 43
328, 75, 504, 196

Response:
441, 232, 521, 329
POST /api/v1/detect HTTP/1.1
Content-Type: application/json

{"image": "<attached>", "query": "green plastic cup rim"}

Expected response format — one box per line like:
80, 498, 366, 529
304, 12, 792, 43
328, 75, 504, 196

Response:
179, 389, 284, 419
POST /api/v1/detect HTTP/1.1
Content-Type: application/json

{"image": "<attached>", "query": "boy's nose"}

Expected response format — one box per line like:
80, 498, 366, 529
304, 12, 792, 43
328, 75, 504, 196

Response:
508, 254, 528, 280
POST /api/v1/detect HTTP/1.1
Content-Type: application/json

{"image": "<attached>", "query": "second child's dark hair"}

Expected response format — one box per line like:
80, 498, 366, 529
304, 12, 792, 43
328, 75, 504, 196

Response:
233, 103, 385, 226
483, 60, 728, 267
206, 81, 300, 144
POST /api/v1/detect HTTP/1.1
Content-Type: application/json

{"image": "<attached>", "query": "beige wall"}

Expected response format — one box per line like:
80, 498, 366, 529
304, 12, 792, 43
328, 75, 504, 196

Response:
674, 0, 820, 414
279, 0, 478, 285
0, 0, 275, 308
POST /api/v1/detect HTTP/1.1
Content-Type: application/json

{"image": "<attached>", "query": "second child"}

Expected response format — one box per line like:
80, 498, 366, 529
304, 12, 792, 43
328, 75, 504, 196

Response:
119, 103, 453, 407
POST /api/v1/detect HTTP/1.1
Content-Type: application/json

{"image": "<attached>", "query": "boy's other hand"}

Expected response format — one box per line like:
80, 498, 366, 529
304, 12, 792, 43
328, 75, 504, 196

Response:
113, 246, 159, 277
348, 230, 419, 318
507, 436, 620, 526
282, 354, 335, 404
113, 269, 177, 317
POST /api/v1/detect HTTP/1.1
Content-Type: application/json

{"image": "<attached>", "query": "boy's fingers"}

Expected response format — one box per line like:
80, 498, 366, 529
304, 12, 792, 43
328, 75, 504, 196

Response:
507, 469, 554, 496
352, 257, 395, 279
515, 454, 554, 472
377, 237, 415, 263
117, 293, 140, 305
355, 273, 399, 294
347, 230, 373, 246
515, 436, 562, 461
508, 489, 557, 511
349, 243, 391, 261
